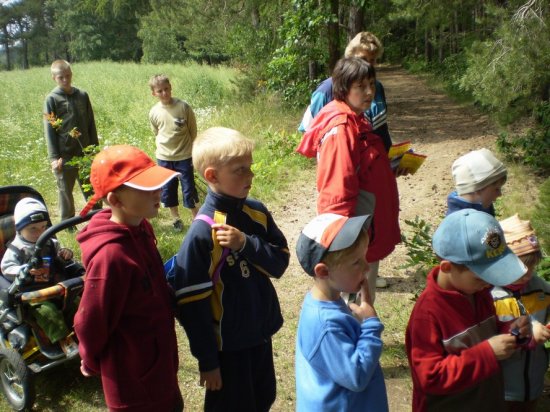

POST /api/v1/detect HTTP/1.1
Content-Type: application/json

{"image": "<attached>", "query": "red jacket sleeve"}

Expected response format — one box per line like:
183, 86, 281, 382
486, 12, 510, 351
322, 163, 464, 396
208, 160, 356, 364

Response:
407, 311, 500, 395
316, 122, 361, 216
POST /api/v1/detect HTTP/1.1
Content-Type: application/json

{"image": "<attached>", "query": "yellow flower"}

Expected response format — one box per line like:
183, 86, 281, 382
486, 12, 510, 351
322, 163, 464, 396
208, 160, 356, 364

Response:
44, 112, 63, 130
69, 127, 81, 139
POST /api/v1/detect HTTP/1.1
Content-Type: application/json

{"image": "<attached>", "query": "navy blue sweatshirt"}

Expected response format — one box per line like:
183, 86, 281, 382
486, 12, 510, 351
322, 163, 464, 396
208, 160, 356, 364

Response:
174, 190, 289, 371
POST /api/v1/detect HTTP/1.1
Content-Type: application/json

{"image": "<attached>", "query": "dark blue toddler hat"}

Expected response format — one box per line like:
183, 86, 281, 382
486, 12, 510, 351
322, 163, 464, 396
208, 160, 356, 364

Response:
432, 209, 526, 286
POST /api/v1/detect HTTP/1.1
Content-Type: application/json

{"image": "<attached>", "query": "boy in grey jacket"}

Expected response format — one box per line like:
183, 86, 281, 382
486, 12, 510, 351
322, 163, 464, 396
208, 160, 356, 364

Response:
43, 59, 99, 222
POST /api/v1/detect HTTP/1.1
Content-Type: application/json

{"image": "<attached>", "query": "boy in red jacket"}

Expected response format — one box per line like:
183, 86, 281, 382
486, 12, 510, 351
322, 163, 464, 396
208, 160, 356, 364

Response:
406, 209, 531, 411
74, 145, 183, 412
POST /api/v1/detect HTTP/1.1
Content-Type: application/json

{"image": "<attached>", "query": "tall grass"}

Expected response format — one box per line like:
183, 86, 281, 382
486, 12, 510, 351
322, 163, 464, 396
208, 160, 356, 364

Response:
0, 62, 308, 411
0, 61, 306, 253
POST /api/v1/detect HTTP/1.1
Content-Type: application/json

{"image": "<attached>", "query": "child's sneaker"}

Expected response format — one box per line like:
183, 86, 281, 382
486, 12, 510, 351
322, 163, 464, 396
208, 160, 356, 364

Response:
59, 335, 79, 357
173, 219, 184, 232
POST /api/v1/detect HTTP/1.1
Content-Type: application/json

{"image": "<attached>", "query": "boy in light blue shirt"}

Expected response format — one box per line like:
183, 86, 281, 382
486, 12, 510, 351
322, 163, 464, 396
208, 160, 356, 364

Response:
295, 213, 388, 412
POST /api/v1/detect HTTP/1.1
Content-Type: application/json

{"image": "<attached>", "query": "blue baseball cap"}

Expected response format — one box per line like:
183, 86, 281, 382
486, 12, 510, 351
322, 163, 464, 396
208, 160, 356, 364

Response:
433, 209, 526, 286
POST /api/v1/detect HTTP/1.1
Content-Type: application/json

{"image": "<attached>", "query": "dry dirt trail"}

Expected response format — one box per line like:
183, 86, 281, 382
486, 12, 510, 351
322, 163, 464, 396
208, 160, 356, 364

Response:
268, 65, 503, 411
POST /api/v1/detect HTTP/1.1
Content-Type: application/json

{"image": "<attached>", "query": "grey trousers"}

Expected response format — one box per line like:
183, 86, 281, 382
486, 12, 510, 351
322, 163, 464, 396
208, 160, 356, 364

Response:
53, 166, 91, 221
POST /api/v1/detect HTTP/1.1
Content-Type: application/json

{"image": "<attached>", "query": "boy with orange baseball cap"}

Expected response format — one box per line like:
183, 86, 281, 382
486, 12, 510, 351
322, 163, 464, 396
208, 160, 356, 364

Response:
74, 145, 183, 411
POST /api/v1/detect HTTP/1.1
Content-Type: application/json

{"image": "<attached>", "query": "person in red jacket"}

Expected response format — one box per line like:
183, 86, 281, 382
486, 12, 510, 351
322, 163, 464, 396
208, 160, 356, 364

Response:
297, 57, 400, 302
406, 209, 531, 412
74, 145, 183, 412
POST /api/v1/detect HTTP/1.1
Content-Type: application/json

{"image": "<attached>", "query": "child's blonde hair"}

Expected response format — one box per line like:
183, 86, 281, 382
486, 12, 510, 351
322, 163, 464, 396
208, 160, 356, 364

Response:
149, 74, 170, 91
192, 127, 255, 177
50, 59, 71, 75
322, 229, 369, 269
519, 252, 543, 270
344, 32, 384, 60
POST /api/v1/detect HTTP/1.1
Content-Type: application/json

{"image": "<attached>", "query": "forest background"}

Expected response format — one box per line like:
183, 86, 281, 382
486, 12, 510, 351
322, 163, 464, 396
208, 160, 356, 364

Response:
1, 0, 549, 174
2, 0, 548, 277
0, 0, 549, 410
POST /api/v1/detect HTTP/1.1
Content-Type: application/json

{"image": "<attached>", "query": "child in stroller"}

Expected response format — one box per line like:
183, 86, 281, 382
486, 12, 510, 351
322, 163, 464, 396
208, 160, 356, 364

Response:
1, 197, 77, 355
0, 185, 91, 411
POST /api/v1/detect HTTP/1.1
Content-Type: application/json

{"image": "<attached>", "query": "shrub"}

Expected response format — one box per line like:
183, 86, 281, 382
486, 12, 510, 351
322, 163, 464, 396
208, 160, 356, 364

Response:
266, 0, 329, 108
532, 177, 550, 281
400, 216, 438, 276
496, 102, 550, 176
459, 5, 550, 123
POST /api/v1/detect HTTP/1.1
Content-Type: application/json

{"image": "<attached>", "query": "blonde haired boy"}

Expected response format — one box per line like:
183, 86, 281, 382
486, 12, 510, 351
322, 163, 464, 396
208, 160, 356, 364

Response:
295, 213, 389, 411
50, 59, 71, 75
149, 74, 198, 231
192, 126, 255, 176
171, 127, 289, 411
345, 31, 384, 62
44, 59, 99, 224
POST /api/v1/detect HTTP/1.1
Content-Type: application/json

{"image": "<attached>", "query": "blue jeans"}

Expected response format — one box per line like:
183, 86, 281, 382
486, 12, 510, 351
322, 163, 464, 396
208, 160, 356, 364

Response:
157, 158, 198, 209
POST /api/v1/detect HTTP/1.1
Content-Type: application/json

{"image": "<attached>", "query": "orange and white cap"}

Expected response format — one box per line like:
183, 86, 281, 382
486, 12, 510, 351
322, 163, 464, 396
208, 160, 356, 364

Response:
80, 145, 179, 216
296, 213, 371, 276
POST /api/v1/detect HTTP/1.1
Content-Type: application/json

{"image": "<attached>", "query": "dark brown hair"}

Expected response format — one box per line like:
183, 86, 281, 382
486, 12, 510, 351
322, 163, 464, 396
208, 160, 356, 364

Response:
332, 57, 376, 101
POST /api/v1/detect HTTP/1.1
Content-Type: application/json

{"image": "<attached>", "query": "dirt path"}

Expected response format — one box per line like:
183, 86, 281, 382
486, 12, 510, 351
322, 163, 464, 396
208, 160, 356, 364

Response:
268, 65, 501, 411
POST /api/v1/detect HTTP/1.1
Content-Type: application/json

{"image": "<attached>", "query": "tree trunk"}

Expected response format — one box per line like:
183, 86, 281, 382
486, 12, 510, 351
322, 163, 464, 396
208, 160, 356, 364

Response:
424, 28, 431, 62
414, 17, 419, 56
2, 26, 10, 70
22, 38, 29, 69
348, 1, 365, 42
327, 0, 340, 72
308, 60, 317, 81
453, 9, 458, 54
250, 4, 260, 29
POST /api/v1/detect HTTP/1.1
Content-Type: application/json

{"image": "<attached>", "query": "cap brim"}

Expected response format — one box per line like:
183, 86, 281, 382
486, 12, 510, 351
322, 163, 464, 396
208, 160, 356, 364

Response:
328, 214, 372, 252
123, 165, 180, 191
467, 247, 527, 286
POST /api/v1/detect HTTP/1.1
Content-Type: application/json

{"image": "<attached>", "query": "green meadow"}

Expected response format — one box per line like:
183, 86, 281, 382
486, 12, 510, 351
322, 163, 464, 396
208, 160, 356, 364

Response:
0, 61, 308, 411
0, 62, 546, 411
0, 61, 307, 260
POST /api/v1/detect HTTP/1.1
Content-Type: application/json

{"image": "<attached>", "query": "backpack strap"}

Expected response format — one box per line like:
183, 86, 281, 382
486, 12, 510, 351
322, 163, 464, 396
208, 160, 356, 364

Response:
194, 214, 230, 285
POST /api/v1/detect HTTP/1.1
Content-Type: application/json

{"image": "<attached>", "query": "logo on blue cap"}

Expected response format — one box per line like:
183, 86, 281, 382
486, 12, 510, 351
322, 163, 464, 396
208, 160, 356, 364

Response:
482, 228, 505, 258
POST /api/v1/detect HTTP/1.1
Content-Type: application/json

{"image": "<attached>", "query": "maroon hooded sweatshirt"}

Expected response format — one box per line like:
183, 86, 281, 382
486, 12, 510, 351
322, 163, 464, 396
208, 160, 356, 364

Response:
74, 209, 182, 411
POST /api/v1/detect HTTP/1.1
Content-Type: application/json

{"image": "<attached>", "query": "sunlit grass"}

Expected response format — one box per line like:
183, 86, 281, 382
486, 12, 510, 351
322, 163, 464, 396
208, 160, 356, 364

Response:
0, 61, 307, 411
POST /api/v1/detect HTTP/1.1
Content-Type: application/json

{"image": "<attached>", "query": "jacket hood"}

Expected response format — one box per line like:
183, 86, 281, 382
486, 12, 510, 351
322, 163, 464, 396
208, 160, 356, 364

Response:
51, 86, 73, 96
446, 191, 495, 217
76, 209, 155, 267
297, 100, 369, 158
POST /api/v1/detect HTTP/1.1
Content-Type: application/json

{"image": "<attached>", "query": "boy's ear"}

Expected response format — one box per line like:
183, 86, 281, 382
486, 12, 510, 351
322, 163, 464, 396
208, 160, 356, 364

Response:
440, 260, 452, 273
313, 263, 329, 279
105, 191, 122, 208
204, 167, 217, 184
